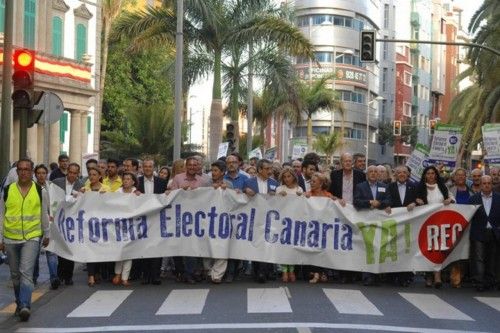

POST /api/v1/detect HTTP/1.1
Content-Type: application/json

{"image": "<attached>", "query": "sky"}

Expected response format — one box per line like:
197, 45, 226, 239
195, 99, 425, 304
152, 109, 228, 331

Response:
187, 0, 485, 148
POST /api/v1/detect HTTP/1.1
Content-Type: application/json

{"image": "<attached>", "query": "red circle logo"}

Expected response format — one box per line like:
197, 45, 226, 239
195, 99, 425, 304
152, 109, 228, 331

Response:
418, 210, 468, 264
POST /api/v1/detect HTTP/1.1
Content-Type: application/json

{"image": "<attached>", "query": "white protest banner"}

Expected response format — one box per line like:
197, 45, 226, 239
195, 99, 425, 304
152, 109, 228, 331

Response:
48, 183, 66, 217
249, 147, 263, 159
48, 188, 478, 273
428, 124, 463, 169
406, 143, 430, 183
217, 142, 229, 159
265, 147, 277, 160
482, 123, 500, 167
292, 144, 308, 160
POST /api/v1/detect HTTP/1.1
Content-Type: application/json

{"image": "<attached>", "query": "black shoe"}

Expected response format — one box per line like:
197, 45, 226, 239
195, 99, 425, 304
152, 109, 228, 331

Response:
65, 279, 73, 286
434, 281, 442, 289
257, 273, 266, 283
476, 285, 485, 292
363, 277, 375, 286
19, 307, 30, 322
399, 280, 410, 287
151, 279, 162, 285
50, 278, 61, 290
141, 279, 151, 285
224, 273, 234, 283
185, 276, 196, 284
14, 306, 20, 317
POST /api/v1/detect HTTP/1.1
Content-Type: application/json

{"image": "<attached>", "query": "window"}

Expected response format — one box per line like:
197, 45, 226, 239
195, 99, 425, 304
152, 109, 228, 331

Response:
384, 4, 389, 29
313, 15, 333, 25
381, 100, 387, 119
382, 68, 388, 92
403, 71, 412, 86
315, 52, 332, 63
339, 90, 365, 104
335, 52, 361, 67
297, 16, 309, 27
383, 36, 388, 60
403, 102, 412, 117
344, 124, 365, 140
24, 0, 36, 48
87, 116, 92, 134
52, 17, 63, 56
75, 23, 87, 61
0, 0, 5, 33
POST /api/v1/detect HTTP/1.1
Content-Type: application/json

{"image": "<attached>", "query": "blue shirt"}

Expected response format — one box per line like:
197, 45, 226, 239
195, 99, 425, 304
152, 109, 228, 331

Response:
224, 171, 249, 190
455, 189, 470, 204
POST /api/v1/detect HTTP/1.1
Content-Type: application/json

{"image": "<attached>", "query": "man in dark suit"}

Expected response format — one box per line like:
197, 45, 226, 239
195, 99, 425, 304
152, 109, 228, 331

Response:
244, 159, 279, 283
328, 152, 366, 283
136, 158, 167, 285
354, 165, 391, 286
52, 163, 84, 286
387, 165, 418, 286
469, 175, 500, 291
329, 152, 366, 206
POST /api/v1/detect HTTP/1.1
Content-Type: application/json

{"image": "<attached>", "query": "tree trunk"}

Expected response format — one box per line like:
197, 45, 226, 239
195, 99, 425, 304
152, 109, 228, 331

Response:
209, 49, 223, 161
307, 115, 313, 152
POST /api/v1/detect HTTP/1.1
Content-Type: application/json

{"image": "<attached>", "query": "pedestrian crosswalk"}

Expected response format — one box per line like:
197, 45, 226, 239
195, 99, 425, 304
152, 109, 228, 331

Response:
63, 287, 500, 322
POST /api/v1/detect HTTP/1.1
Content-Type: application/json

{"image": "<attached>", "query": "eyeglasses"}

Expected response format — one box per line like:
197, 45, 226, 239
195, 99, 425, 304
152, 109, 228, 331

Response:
17, 168, 32, 172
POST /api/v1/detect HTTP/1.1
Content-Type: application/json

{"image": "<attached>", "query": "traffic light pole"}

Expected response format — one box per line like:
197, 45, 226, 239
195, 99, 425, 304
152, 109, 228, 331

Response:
376, 38, 500, 56
19, 108, 28, 158
0, 0, 14, 178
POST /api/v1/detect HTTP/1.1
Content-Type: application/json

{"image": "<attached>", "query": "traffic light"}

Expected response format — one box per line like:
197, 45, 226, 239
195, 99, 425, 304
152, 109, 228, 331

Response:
393, 120, 402, 136
429, 119, 437, 135
12, 49, 35, 108
360, 30, 376, 62
226, 123, 236, 154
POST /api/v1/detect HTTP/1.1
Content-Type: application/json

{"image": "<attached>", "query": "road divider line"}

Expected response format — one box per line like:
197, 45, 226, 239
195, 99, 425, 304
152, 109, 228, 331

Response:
156, 289, 209, 315
0, 289, 47, 314
247, 288, 293, 313
475, 297, 500, 312
67, 290, 132, 317
399, 293, 473, 321
323, 289, 383, 316
15, 322, 490, 333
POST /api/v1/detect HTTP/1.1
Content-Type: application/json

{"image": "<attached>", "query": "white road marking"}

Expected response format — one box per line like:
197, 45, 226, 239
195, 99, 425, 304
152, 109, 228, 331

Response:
67, 290, 133, 318
156, 289, 209, 315
475, 297, 500, 312
323, 289, 383, 316
247, 288, 293, 313
400, 293, 473, 321
15, 322, 489, 333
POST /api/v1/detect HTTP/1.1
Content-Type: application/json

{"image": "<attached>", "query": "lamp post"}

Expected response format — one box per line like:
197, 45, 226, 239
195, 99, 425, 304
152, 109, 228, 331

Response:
366, 96, 385, 169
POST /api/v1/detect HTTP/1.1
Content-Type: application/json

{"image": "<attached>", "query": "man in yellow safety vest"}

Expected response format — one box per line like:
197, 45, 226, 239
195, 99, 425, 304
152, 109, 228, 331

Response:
0, 158, 50, 322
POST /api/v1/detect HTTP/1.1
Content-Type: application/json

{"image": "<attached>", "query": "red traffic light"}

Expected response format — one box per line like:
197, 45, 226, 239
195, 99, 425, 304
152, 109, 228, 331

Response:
14, 49, 35, 69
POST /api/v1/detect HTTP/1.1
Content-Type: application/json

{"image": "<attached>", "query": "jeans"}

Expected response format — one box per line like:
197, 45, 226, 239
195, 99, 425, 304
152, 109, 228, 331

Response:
45, 251, 59, 281
5, 240, 40, 309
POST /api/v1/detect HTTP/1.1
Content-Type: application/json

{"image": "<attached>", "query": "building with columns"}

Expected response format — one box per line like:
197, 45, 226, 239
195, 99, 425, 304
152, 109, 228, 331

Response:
0, 0, 101, 165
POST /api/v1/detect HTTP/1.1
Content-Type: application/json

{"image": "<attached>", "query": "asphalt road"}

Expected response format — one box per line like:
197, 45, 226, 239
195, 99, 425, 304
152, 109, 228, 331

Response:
1, 263, 500, 333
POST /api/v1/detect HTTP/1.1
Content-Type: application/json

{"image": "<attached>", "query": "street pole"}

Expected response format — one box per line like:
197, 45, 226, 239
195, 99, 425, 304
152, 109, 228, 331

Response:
0, 0, 14, 177
246, 40, 253, 158
173, 0, 183, 160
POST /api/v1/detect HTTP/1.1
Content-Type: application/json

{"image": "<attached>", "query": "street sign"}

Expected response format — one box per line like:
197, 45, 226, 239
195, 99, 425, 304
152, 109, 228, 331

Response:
34, 92, 64, 125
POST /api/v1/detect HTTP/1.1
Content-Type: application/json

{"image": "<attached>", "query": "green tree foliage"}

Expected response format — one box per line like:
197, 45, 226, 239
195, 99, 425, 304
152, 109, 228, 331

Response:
101, 39, 179, 162
378, 121, 418, 147
448, 0, 500, 161
313, 132, 342, 165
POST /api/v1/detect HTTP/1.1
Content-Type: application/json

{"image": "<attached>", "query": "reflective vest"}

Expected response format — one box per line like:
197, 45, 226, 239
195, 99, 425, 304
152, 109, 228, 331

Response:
3, 181, 42, 240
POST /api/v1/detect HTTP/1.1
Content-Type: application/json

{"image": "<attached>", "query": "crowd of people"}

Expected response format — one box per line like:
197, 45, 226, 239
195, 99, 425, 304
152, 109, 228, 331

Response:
1, 151, 499, 321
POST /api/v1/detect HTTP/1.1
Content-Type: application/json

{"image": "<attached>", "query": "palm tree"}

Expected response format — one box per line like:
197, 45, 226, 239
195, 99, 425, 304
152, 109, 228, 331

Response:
313, 132, 342, 165
448, 0, 500, 163
112, 0, 314, 161
298, 75, 345, 151
95, 0, 129, 153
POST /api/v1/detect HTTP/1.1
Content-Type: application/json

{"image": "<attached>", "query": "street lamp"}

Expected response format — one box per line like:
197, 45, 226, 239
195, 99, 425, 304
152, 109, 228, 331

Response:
366, 96, 385, 169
